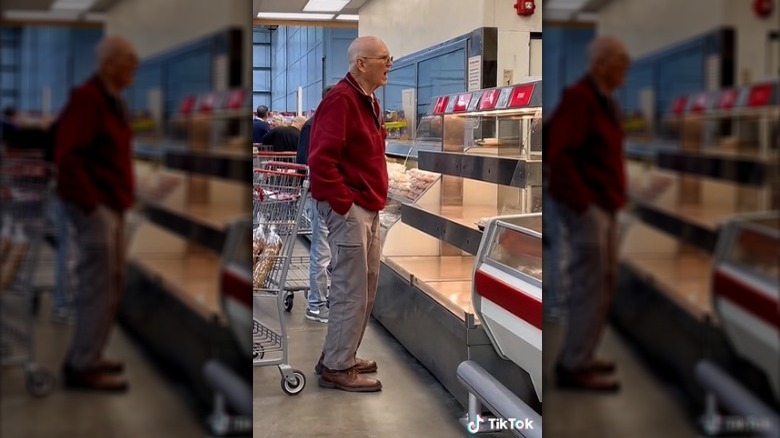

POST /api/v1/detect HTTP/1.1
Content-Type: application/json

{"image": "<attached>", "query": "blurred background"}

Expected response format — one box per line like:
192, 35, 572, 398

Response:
543, 0, 778, 437
1, 0, 253, 436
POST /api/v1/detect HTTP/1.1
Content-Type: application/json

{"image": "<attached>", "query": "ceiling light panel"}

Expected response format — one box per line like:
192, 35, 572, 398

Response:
257, 12, 335, 20
51, 0, 97, 10
303, 0, 350, 12
335, 14, 359, 21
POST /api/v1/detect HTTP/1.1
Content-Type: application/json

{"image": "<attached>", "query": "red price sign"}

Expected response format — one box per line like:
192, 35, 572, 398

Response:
225, 89, 247, 110
690, 92, 709, 112
179, 96, 197, 114
433, 96, 449, 114
671, 96, 688, 114
747, 83, 774, 107
716, 89, 738, 109
453, 93, 472, 112
479, 89, 500, 110
508, 83, 535, 107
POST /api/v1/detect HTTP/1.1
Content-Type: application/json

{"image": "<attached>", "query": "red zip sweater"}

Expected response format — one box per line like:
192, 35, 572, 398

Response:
55, 76, 135, 213
547, 75, 626, 214
308, 73, 388, 215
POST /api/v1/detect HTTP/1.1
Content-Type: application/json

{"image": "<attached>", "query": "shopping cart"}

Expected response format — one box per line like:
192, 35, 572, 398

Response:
0, 158, 56, 397
253, 160, 311, 312
253, 150, 296, 168
252, 161, 308, 395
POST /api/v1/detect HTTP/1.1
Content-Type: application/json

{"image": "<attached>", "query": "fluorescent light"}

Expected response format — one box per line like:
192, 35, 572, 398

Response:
4, 9, 80, 20
303, 0, 349, 12
335, 14, 359, 21
256, 12, 335, 20
51, 0, 97, 11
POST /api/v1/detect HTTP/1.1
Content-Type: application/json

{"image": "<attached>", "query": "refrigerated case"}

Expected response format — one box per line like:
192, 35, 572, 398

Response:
614, 81, 779, 405
374, 80, 543, 409
711, 213, 779, 402
122, 89, 252, 416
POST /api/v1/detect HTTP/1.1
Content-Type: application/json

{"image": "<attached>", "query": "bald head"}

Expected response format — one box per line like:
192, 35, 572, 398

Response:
588, 36, 627, 70
346, 35, 391, 94
96, 36, 139, 93
348, 36, 385, 69
97, 36, 137, 68
587, 36, 630, 92
292, 116, 307, 129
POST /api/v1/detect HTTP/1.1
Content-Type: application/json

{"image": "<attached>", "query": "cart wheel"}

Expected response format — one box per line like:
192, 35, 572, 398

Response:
26, 370, 54, 397
281, 370, 306, 396
253, 343, 265, 360
283, 292, 294, 312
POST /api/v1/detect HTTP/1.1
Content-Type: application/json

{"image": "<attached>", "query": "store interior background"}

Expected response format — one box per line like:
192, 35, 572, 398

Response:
251, 0, 545, 437
545, 0, 778, 437
2, 0, 254, 435
2, 0, 777, 435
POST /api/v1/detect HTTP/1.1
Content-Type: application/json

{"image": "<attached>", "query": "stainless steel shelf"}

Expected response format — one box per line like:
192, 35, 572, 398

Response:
417, 150, 541, 187
656, 149, 779, 186
165, 150, 251, 182
400, 203, 484, 255
385, 141, 440, 159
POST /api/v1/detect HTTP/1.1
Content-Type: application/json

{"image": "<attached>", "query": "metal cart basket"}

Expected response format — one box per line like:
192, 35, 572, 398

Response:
1, 158, 56, 396
252, 161, 309, 395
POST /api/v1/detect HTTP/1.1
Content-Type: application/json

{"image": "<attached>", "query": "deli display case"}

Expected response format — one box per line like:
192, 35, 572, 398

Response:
374, 80, 543, 410
459, 214, 542, 435
614, 81, 780, 410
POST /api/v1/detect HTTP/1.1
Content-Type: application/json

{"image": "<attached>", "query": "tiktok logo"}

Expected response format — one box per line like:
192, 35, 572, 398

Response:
467, 415, 484, 434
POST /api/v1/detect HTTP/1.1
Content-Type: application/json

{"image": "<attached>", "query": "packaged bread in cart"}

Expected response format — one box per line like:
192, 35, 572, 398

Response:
253, 225, 282, 289
1, 223, 30, 290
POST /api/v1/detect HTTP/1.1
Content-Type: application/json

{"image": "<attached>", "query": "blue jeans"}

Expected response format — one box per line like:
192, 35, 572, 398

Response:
51, 196, 74, 312
307, 196, 330, 310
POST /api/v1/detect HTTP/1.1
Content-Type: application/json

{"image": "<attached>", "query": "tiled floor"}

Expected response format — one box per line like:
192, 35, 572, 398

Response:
3, 238, 705, 438
252, 238, 492, 438
0, 248, 205, 437
543, 319, 701, 438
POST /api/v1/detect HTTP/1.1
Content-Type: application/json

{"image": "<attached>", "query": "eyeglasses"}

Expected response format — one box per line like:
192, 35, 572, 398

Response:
360, 55, 393, 63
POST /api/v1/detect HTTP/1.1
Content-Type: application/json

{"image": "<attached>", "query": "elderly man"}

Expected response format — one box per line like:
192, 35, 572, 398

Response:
308, 36, 392, 392
547, 36, 631, 392
56, 35, 139, 391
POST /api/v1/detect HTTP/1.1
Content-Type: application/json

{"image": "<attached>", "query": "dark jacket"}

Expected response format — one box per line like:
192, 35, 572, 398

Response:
55, 75, 134, 213
546, 75, 626, 213
296, 118, 313, 165
253, 118, 270, 143
308, 72, 388, 215
261, 125, 300, 152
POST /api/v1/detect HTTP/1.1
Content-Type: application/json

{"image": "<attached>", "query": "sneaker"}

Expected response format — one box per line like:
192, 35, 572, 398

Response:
305, 305, 329, 323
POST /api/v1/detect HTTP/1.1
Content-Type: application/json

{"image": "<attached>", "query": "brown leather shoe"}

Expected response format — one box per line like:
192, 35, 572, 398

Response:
556, 367, 620, 392
315, 354, 377, 375
354, 357, 377, 374
63, 368, 128, 392
319, 366, 382, 392
95, 357, 124, 374
587, 358, 616, 374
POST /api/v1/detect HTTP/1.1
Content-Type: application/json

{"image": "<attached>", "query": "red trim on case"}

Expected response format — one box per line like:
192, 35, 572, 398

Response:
221, 268, 252, 308
474, 270, 542, 330
713, 270, 779, 329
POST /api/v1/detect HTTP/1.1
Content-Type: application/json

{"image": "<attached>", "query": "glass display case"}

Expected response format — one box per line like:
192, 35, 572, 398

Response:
380, 80, 543, 322
472, 214, 543, 401
621, 82, 779, 320
711, 212, 779, 403
659, 83, 780, 158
